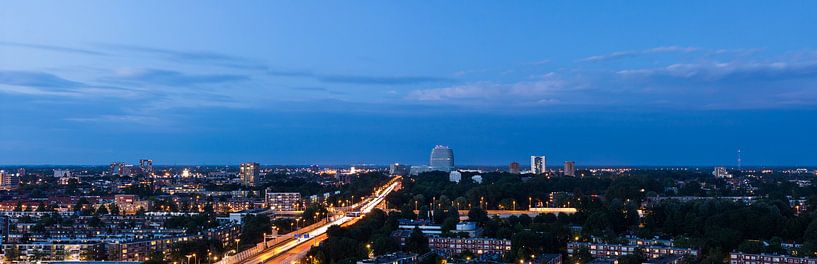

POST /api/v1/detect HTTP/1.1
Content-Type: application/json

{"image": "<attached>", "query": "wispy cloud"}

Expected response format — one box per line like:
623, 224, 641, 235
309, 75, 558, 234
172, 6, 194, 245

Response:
407, 51, 817, 110
617, 59, 817, 82
0, 71, 84, 88
96, 43, 268, 70
317, 74, 449, 85
407, 73, 569, 104
267, 68, 450, 85
0, 41, 107, 56
64, 114, 161, 125
0, 70, 142, 98
580, 46, 701, 62
109, 68, 250, 86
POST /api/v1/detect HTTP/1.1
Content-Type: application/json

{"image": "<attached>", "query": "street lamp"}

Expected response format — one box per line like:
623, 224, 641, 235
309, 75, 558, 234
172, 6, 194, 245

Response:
234, 238, 240, 253
185, 255, 192, 264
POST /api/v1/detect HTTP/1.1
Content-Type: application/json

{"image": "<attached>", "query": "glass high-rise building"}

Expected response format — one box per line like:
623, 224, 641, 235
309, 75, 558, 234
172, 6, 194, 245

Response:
430, 145, 454, 172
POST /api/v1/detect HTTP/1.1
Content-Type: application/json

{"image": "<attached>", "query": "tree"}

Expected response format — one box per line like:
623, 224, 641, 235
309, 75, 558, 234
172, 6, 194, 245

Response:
239, 214, 271, 246
371, 234, 400, 255
95, 205, 109, 215
36, 202, 47, 212
406, 227, 429, 254
617, 249, 644, 264
467, 208, 488, 223
143, 252, 166, 264
109, 203, 120, 215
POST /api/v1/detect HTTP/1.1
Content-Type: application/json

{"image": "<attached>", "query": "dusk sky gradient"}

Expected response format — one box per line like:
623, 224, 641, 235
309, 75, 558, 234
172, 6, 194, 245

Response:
2, 1, 817, 166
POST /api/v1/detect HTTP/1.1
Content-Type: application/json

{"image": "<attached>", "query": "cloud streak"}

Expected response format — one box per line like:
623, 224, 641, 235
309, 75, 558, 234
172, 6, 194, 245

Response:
110, 68, 250, 86
580, 46, 700, 62
0, 41, 107, 56
407, 51, 817, 110
0, 71, 85, 88
96, 43, 268, 70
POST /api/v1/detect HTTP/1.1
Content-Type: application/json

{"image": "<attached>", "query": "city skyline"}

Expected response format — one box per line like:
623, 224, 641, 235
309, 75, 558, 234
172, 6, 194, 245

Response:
2, 1, 817, 165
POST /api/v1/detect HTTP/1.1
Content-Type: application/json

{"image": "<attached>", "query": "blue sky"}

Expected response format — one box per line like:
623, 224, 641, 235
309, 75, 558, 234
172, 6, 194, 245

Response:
1, 1, 816, 166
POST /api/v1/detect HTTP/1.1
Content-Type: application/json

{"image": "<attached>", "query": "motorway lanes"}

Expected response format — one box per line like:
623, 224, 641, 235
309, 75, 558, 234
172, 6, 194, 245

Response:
239, 178, 400, 264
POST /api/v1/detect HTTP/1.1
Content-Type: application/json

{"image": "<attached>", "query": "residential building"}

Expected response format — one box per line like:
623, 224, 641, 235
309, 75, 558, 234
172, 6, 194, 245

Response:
428, 237, 512, 256
114, 195, 150, 215
564, 161, 576, 177
531, 156, 546, 175
390, 163, 409, 176
53, 169, 72, 178
1, 170, 19, 190
398, 219, 441, 235
566, 242, 699, 259
139, 159, 154, 176
240, 162, 260, 187
449, 171, 462, 183
713, 166, 732, 178
266, 192, 302, 211
509, 162, 521, 174
729, 252, 817, 264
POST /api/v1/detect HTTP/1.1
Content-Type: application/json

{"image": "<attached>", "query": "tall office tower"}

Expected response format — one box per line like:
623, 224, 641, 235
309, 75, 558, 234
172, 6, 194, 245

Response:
531, 156, 546, 175
17, 168, 25, 177
430, 145, 455, 172
240, 162, 260, 187
564, 161, 576, 177
139, 159, 154, 176
509, 162, 521, 174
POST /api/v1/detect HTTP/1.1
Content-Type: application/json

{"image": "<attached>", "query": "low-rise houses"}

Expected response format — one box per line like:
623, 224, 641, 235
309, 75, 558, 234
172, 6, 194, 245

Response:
567, 241, 699, 260
729, 252, 817, 264
427, 237, 512, 257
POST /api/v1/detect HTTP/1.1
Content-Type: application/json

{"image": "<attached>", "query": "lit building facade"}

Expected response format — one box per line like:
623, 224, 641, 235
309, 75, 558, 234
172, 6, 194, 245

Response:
266, 192, 302, 211
564, 161, 576, 177
139, 159, 154, 176
509, 162, 521, 174
567, 242, 699, 260
428, 237, 512, 256
729, 252, 817, 264
1, 170, 19, 190
430, 145, 454, 172
240, 162, 260, 187
531, 156, 546, 175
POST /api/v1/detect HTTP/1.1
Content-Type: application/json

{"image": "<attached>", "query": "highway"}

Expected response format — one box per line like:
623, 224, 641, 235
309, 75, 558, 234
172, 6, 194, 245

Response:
236, 177, 401, 264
